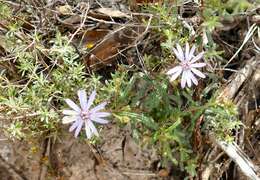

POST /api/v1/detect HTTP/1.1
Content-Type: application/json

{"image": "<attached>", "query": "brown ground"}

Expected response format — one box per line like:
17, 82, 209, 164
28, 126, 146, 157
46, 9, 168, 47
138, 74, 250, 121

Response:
0, 122, 163, 180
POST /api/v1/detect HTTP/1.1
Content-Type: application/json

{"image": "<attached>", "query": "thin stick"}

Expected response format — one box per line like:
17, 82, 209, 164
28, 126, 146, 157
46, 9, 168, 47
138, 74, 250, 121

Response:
67, 4, 90, 45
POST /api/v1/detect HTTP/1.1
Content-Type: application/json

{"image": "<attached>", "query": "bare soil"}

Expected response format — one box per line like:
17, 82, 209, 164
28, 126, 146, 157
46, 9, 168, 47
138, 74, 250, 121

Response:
0, 123, 163, 180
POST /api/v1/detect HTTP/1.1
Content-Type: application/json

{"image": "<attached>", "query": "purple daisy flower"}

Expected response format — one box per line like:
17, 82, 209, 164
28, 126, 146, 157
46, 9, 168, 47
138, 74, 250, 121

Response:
62, 90, 110, 139
166, 43, 206, 88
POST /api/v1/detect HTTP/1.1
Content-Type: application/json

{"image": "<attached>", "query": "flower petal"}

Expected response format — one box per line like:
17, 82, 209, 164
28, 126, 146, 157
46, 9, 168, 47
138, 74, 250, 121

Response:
176, 43, 185, 61
186, 73, 192, 87
190, 52, 204, 63
65, 99, 81, 112
166, 66, 182, 75
169, 68, 182, 82
86, 90, 96, 110
87, 120, 99, 137
185, 43, 190, 60
181, 71, 187, 88
74, 120, 83, 137
90, 102, 107, 113
187, 70, 198, 85
69, 120, 79, 132
173, 47, 184, 61
91, 117, 109, 124
78, 90, 87, 111
190, 63, 206, 68
62, 110, 79, 116
85, 121, 92, 139
188, 45, 196, 61
62, 116, 77, 124
191, 68, 206, 78
93, 112, 111, 118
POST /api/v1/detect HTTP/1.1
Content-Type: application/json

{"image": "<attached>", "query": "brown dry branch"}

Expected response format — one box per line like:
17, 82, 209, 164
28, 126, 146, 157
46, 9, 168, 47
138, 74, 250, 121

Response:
67, 4, 90, 45
201, 58, 260, 180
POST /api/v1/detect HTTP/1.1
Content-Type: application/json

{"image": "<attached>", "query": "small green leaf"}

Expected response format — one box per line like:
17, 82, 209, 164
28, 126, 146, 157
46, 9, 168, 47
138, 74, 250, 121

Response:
118, 111, 158, 130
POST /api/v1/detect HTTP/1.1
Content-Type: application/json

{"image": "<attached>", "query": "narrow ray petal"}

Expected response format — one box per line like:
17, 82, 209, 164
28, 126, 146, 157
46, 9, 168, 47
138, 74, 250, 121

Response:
190, 52, 204, 63
69, 120, 79, 132
187, 70, 198, 85
188, 45, 196, 61
65, 99, 81, 112
173, 48, 184, 61
169, 69, 182, 82
186, 72, 192, 87
166, 66, 182, 75
185, 43, 190, 60
91, 117, 109, 124
176, 44, 184, 61
85, 122, 92, 139
90, 102, 107, 113
181, 71, 187, 88
78, 90, 87, 111
87, 121, 99, 136
62, 110, 79, 116
74, 120, 83, 137
191, 68, 206, 78
62, 116, 77, 124
86, 90, 96, 110
93, 112, 111, 118
190, 63, 206, 68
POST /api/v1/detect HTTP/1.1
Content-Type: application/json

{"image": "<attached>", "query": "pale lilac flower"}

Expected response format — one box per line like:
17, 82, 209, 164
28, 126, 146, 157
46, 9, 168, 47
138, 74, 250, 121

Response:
62, 90, 110, 139
166, 43, 206, 88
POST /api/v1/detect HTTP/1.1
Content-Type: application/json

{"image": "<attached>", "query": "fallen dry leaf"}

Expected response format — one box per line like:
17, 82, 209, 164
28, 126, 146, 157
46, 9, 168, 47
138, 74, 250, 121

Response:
86, 37, 121, 70
84, 26, 145, 70
74, 29, 110, 49
158, 169, 169, 177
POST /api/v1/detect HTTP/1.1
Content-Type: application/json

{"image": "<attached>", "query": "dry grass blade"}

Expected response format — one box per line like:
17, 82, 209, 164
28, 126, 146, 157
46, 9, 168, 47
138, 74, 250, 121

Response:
224, 23, 257, 68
